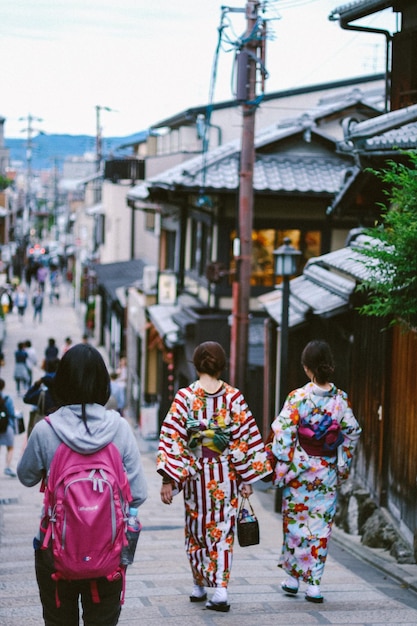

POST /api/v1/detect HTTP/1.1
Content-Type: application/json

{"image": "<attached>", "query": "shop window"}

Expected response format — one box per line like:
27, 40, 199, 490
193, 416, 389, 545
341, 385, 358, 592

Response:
229, 228, 321, 287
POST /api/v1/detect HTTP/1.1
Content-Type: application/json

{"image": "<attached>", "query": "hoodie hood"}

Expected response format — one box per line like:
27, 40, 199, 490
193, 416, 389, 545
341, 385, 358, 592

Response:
47, 403, 122, 454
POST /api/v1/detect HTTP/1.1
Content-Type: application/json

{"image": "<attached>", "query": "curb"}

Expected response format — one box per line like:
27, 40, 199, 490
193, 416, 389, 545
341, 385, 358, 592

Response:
332, 525, 417, 593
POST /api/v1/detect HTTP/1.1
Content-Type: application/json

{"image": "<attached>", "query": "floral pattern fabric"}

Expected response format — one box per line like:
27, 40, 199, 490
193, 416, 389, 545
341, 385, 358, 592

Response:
271, 382, 361, 585
157, 381, 271, 588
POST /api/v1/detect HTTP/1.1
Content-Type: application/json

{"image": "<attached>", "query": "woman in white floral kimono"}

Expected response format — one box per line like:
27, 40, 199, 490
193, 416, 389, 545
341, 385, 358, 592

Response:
270, 340, 361, 603
157, 341, 271, 612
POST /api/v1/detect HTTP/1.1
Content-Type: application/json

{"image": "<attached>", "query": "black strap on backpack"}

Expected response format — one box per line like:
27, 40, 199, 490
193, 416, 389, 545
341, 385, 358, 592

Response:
0, 395, 9, 433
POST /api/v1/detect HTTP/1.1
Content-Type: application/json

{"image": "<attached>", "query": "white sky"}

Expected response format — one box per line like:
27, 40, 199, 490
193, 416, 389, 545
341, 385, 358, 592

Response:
1, 0, 397, 139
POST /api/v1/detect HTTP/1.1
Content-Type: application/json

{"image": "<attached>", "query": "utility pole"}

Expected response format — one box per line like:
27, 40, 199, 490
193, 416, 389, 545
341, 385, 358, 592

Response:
95, 105, 117, 172
19, 113, 43, 238
230, 0, 265, 391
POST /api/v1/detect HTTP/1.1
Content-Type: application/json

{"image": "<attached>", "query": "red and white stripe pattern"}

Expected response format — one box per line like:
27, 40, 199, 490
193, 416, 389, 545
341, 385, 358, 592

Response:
157, 381, 271, 587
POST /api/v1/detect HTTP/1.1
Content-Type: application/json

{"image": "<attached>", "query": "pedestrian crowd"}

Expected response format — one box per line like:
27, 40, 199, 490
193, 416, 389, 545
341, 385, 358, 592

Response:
0, 264, 127, 485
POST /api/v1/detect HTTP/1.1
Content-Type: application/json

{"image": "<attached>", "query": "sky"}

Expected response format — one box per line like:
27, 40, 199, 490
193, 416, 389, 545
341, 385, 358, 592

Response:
1, 0, 397, 139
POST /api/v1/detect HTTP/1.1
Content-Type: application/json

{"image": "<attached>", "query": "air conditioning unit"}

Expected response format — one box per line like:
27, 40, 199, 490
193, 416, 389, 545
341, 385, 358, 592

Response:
142, 265, 158, 293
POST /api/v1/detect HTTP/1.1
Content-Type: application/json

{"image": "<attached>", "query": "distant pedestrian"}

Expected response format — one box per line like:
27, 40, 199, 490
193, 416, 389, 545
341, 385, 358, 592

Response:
49, 267, 60, 303
61, 336, 73, 355
24, 340, 38, 386
43, 338, 59, 371
117, 355, 127, 389
14, 342, 30, 395
36, 265, 48, 291
1, 288, 11, 315
14, 286, 28, 321
32, 288, 44, 324
0, 378, 17, 477
105, 372, 125, 414
24, 358, 60, 437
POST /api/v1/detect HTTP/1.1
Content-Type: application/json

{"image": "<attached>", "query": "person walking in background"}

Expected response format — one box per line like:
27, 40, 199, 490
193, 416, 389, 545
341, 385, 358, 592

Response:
17, 344, 148, 625
105, 372, 125, 415
43, 338, 58, 371
61, 336, 72, 355
116, 355, 127, 412
157, 341, 271, 612
14, 285, 28, 321
24, 340, 37, 386
32, 287, 44, 324
24, 357, 60, 437
1, 288, 11, 315
14, 341, 30, 395
36, 264, 48, 292
270, 339, 362, 604
49, 266, 60, 304
0, 378, 17, 477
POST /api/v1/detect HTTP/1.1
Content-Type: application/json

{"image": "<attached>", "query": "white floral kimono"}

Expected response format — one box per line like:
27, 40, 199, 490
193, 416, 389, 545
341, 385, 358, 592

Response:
157, 381, 271, 588
271, 382, 362, 585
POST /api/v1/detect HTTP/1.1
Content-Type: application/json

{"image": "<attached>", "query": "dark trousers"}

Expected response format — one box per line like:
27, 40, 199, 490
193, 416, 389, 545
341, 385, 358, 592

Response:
35, 547, 123, 626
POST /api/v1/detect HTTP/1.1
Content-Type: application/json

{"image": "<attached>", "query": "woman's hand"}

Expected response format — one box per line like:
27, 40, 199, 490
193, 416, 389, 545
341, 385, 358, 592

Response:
160, 482, 174, 505
240, 483, 253, 498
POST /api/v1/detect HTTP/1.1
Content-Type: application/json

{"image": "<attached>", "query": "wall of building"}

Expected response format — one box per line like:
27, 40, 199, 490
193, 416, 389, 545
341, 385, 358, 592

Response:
100, 182, 131, 264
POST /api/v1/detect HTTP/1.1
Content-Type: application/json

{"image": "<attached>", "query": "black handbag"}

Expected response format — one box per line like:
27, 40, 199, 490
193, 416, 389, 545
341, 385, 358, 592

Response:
15, 412, 25, 434
237, 496, 260, 547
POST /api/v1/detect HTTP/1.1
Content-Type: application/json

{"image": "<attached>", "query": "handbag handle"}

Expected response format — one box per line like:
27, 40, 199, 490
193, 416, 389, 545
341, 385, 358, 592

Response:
238, 495, 256, 517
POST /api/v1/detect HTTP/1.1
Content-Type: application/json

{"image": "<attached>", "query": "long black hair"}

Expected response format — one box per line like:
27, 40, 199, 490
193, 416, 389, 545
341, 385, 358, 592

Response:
54, 344, 111, 430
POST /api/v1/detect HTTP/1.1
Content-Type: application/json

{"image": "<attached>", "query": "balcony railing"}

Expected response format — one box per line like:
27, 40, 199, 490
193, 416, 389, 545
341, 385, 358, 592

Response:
104, 159, 145, 183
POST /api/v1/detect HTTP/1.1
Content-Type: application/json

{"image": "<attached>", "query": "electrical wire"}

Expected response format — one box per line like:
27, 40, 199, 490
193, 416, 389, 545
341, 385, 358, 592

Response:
198, 8, 228, 196
198, 3, 275, 194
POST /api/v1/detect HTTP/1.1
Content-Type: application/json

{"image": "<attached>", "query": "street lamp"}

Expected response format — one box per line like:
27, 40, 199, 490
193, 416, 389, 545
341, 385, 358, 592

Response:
273, 237, 301, 409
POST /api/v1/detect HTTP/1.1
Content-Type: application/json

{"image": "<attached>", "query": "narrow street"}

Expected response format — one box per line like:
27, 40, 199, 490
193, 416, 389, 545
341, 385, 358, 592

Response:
0, 279, 417, 625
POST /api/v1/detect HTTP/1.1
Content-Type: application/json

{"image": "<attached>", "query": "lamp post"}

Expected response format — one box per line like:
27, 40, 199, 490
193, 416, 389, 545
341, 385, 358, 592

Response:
273, 237, 301, 409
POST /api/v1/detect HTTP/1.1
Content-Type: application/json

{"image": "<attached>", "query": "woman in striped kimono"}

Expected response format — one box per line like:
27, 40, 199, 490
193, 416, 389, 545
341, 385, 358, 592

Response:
157, 341, 271, 612
270, 340, 362, 603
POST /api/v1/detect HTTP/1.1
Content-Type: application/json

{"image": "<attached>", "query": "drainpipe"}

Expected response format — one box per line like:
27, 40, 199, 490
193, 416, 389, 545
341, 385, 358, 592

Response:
329, 16, 393, 113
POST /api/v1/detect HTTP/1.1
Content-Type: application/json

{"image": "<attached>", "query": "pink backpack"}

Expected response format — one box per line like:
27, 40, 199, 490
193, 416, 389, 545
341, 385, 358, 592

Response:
40, 439, 132, 605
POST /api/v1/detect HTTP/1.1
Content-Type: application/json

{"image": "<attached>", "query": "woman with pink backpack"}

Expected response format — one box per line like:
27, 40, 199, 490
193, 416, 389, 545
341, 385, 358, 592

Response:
17, 344, 148, 625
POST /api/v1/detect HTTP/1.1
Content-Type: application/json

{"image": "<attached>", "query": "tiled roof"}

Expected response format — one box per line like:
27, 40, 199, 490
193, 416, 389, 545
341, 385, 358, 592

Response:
129, 134, 349, 198
362, 122, 417, 151
128, 87, 384, 202
340, 104, 417, 151
259, 235, 377, 327
176, 154, 348, 194
94, 259, 145, 301
309, 236, 378, 282
329, 1, 392, 22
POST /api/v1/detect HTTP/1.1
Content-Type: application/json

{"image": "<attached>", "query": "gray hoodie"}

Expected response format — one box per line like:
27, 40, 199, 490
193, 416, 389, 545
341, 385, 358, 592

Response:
17, 403, 147, 511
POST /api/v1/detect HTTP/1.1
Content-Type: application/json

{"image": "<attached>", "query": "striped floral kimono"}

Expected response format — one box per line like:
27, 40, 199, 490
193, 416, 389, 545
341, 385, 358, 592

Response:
271, 382, 361, 585
157, 381, 271, 588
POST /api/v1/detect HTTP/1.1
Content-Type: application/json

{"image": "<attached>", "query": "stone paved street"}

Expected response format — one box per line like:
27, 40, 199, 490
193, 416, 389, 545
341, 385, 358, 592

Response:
1, 280, 417, 625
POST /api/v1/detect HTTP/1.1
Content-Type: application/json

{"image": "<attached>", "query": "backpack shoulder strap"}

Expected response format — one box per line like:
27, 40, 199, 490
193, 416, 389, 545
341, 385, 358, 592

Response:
0, 395, 9, 414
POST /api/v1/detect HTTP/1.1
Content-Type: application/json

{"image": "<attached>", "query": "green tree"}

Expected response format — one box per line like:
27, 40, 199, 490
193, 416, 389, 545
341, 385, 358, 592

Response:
357, 152, 417, 330
0, 175, 12, 191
